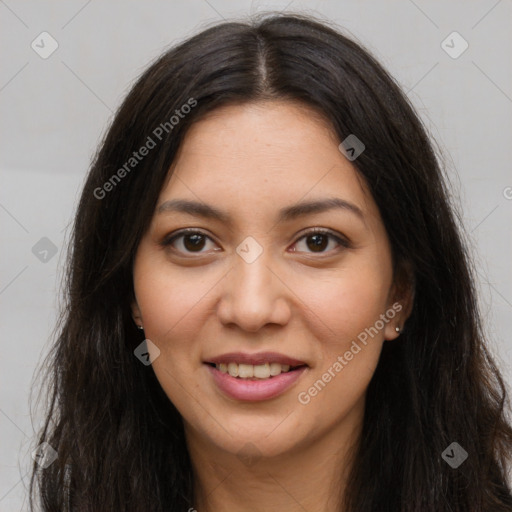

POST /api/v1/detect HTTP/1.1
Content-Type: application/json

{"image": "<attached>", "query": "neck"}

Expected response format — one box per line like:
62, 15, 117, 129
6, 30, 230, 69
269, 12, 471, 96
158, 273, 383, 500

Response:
185, 408, 362, 512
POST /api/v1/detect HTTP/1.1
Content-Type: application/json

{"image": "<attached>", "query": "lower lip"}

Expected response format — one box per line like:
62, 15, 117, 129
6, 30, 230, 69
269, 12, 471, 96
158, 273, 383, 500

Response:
205, 364, 307, 402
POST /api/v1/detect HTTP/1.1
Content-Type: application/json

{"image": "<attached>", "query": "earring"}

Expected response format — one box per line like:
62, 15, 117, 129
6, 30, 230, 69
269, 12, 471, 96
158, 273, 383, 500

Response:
137, 325, 144, 331
395, 326, 401, 334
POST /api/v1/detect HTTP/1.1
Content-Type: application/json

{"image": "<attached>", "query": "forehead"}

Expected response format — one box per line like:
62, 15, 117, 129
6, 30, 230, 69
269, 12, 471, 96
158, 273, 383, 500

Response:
158, 101, 375, 220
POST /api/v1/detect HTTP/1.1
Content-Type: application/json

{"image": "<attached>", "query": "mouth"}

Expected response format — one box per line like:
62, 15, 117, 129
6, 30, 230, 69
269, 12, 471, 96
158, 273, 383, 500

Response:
203, 353, 309, 401
204, 361, 307, 380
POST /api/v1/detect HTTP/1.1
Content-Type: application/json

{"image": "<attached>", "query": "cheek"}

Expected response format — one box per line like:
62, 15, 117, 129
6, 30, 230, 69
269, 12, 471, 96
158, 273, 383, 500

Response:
133, 248, 213, 341
292, 254, 392, 403
132, 259, 216, 401
133, 264, 210, 408
297, 259, 392, 346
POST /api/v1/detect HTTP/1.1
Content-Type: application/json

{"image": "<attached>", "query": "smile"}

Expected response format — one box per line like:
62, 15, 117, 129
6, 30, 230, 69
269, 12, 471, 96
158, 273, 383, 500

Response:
213, 362, 301, 379
205, 363, 308, 401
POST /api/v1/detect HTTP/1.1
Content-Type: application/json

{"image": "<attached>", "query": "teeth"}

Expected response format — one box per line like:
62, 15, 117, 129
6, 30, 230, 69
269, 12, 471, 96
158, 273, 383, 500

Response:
227, 362, 238, 377
238, 364, 253, 378
254, 363, 270, 379
217, 362, 294, 379
271, 362, 286, 376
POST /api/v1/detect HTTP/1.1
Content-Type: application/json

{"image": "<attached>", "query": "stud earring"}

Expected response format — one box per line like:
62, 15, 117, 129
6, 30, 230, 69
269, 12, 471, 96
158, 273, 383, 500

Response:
137, 325, 144, 331
395, 326, 401, 334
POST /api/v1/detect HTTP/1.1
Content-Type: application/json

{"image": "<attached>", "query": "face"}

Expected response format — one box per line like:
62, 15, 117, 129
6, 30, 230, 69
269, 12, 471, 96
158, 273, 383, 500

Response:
131, 101, 406, 460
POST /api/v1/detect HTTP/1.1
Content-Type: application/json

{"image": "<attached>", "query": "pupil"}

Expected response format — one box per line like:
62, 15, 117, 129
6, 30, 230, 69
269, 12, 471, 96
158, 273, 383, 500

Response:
308, 234, 327, 252
184, 234, 205, 251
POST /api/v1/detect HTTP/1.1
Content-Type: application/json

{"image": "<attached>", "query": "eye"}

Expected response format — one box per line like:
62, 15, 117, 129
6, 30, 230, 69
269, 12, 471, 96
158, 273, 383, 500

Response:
291, 228, 350, 254
161, 228, 350, 257
161, 229, 219, 255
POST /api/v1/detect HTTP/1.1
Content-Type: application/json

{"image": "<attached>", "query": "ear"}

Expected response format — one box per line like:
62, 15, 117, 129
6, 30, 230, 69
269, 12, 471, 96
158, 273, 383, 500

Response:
131, 299, 143, 328
383, 263, 415, 341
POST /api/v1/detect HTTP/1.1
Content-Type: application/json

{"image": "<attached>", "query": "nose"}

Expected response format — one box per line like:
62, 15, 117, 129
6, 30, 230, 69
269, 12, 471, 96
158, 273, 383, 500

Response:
216, 248, 291, 333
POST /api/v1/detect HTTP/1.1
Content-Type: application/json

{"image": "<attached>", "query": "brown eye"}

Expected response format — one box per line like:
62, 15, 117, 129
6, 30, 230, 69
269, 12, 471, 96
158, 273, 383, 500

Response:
183, 233, 207, 251
162, 230, 217, 255
305, 233, 329, 252
292, 229, 350, 254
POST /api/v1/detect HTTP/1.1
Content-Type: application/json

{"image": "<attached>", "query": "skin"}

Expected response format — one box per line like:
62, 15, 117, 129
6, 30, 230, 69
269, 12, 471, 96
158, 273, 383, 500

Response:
131, 101, 411, 512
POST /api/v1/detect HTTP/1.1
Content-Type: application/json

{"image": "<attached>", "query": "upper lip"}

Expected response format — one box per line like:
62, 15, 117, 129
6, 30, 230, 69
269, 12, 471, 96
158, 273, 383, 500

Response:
204, 352, 307, 367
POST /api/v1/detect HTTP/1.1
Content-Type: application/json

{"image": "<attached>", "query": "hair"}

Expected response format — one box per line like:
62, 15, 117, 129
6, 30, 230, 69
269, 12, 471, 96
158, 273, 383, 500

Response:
30, 11, 512, 512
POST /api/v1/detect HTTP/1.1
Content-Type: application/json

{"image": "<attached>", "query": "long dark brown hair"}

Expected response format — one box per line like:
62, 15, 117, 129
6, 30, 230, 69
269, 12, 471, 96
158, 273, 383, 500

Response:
30, 12, 512, 511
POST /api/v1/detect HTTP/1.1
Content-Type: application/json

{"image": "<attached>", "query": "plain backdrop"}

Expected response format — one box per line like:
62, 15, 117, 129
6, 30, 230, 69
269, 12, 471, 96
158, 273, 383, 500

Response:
1, 1, 511, 509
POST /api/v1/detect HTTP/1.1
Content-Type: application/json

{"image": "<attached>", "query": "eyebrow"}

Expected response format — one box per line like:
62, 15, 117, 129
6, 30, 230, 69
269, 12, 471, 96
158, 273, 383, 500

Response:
157, 197, 365, 224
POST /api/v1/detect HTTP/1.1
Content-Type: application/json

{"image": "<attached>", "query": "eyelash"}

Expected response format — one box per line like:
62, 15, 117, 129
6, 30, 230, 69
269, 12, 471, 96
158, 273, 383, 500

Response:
160, 228, 350, 257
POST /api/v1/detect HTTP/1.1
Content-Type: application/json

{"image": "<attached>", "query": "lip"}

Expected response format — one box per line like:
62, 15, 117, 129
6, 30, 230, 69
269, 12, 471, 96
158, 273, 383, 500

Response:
204, 352, 307, 367
206, 364, 308, 402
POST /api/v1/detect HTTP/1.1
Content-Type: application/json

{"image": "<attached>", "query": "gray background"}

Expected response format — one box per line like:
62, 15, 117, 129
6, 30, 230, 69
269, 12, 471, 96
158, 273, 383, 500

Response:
1, 0, 511, 509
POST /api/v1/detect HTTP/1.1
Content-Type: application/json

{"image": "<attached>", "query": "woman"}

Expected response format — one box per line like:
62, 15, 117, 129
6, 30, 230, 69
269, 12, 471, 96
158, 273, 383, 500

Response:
30, 12, 512, 512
